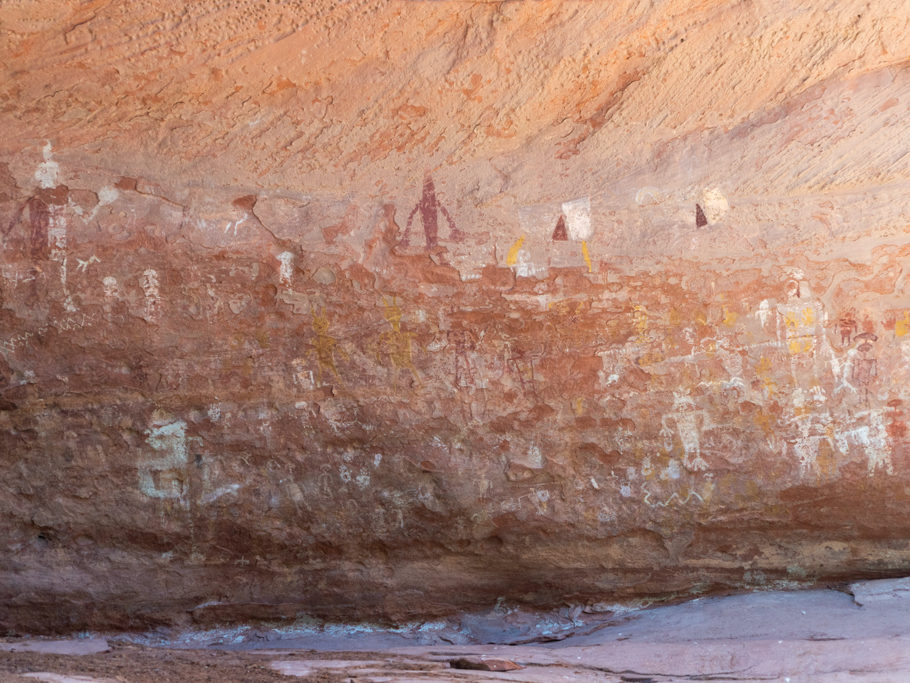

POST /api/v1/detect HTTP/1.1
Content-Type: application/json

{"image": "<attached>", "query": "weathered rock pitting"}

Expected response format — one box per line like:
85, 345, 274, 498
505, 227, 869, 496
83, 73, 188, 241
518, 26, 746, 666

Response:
3, 0, 910, 634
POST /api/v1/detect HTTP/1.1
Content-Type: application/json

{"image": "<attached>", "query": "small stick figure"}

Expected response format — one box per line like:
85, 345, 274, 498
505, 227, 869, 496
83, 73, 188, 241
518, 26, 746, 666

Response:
448, 328, 480, 388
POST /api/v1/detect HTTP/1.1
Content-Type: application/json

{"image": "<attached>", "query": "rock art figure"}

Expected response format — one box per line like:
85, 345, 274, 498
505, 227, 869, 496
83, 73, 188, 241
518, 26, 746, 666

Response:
401, 174, 463, 250
786, 388, 836, 479
661, 393, 710, 471
552, 214, 568, 241
777, 278, 820, 354
377, 296, 421, 386
561, 197, 592, 241
448, 328, 483, 389
4, 143, 67, 262
775, 277, 834, 381
836, 410, 893, 476
836, 309, 858, 346
886, 398, 907, 441
5, 188, 68, 261
713, 336, 746, 393
276, 251, 294, 287
501, 341, 537, 397
631, 303, 649, 343
695, 203, 707, 228
141, 269, 161, 322
306, 307, 347, 385
291, 357, 315, 390
895, 311, 910, 338
852, 332, 878, 403
139, 417, 189, 505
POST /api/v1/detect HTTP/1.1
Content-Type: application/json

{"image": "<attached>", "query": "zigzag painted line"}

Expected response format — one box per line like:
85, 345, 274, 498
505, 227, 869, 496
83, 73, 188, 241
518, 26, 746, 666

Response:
643, 489, 705, 508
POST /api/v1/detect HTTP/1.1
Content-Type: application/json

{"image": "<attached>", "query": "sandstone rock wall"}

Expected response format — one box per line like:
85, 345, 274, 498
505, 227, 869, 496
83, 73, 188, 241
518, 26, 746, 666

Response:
3, 0, 910, 633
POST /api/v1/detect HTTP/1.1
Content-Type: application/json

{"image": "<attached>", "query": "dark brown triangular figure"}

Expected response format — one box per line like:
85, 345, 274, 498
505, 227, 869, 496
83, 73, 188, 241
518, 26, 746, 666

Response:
695, 203, 707, 228
552, 214, 568, 241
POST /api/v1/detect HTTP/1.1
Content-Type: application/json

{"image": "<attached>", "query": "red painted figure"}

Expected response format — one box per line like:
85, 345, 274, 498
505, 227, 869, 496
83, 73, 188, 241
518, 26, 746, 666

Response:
5, 185, 68, 260
852, 331, 878, 403
401, 174, 463, 249
836, 309, 857, 346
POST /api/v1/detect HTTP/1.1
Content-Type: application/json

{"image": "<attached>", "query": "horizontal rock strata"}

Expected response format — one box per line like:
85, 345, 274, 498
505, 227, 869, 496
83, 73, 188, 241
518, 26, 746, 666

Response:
3, 0, 910, 633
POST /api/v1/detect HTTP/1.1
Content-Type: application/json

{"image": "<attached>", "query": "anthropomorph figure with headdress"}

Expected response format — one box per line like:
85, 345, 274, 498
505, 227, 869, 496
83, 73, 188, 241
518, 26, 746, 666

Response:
400, 173, 463, 250
661, 392, 710, 472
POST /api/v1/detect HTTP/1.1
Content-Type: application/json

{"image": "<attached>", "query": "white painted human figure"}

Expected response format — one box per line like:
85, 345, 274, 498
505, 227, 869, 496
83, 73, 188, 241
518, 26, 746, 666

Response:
715, 336, 746, 391
139, 418, 189, 505
661, 393, 710, 471
773, 276, 843, 387
102, 276, 119, 299
776, 278, 825, 354
141, 268, 160, 321
835, 345, 858, 396
276, 251, 293, 287
836, 409, 893, 476
756, 299, 772, 327
32, 143, 77, 309
786, 387, 835, 478
834, 331, 878, 400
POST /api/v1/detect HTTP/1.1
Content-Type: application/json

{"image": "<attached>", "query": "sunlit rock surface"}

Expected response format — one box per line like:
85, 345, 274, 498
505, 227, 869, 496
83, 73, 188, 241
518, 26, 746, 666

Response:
4, 0, 910, 633
5, 582, 910, 680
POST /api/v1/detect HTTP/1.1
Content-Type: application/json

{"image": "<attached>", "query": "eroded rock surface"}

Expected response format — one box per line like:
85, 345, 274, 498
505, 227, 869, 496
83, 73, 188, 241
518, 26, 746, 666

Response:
3, 0, 910, 633
6, 585, 910, 681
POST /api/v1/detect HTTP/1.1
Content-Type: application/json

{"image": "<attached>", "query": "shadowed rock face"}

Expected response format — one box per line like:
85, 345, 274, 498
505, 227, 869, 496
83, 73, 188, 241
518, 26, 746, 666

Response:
3, 0, 910, 634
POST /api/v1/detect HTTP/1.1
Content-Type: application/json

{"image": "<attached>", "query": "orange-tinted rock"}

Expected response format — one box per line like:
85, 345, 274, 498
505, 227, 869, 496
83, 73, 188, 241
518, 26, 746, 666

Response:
3, 0, 910, 635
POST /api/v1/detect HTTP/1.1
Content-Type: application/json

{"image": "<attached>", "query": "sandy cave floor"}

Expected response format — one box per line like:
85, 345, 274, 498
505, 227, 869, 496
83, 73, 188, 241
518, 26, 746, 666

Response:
4, 578, 910, 682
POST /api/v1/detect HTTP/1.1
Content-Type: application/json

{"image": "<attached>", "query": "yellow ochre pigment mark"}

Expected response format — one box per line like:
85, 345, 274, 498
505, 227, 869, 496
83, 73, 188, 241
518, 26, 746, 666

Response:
581, 240, 592, 273
897, 311, 910, 337
378, 296, 421, 387
755, 355, 777, 398
308, 307, 347, 385
506, 236, 525, 266
788, 338, 814, 354
722, 306, 737, 327
784, 310, 798, 330
753, 409, 775, 438
632, 304, 648, 341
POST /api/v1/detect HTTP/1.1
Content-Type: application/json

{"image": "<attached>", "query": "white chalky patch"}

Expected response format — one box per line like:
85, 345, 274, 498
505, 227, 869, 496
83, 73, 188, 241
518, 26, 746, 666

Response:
139, 420, 188, 502
34, 141, 60, 189
635, 187, 661, 205
277, 251, 294, 287
102, 276, 118, 298
701, 188, 729, 223
562, 196, 592, 241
